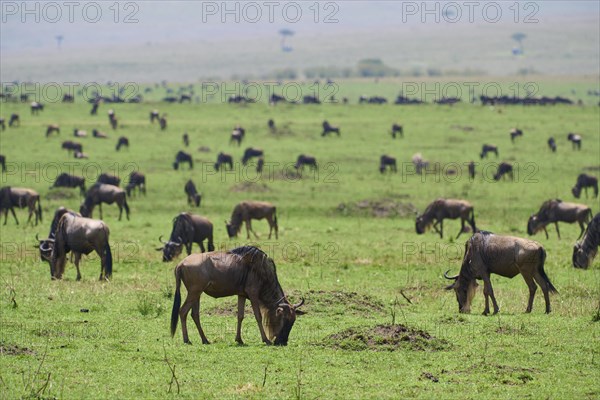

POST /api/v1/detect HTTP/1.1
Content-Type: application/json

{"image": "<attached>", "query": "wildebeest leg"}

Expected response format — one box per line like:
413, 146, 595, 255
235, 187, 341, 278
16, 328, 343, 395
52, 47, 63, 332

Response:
481, 276, 499, 315
522, 274, 538, 313
186, 243, 192, 255
73, 253, 82, 281
246, 219, 259, 239
543, 227, 549, 240
532, 272, 552, 313
191, 299, 210, 344
98, 203, 103, 220
554, 222, 561, 240
577, 221, 585, 240
235, 296, 245, 344
198, 241, 206, 253
438, 220, 444, 238
179, 291, 204, 344
248, 296, 271, 345
456, 218, 466, 239
8, 207, 19, 225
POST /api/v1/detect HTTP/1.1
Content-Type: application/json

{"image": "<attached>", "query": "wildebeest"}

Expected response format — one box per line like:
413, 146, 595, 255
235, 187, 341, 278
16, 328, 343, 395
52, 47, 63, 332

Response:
90, 102, 99, 115
547, 137, 557, 152
30, 102, 44, 115
61, 140, 82, 154
0, 186, 42, 225
321, 120, 340, 136
0, 118, 5, 131
157, 213, 214, 262
379, 155, 397, 173
183, 132, 189, 147
50, 212, 112, 280
184, 179, 201, 207
230, 126, 245, 146
510, 128, 523, 143
214, 152, 233, 171
116, 136, 129, 151
0, 155, 6, 173
567, 133, 582, 150
527, 199, 592, 240
73, 128, 87, 138
173, 151, 193, 170
480, 144, 498, 159
96, 173, 120, 187
391, 123, 403, 138
572, 213, 600, 269
268, 119, 275, 131
468, 161, 476, 180
226, 201, 278, 239
242, 148, 264, 165
9, 114, 19, 127
416, 198, 476, 239
62, 94, 74, 103
80, 183, 129, 221
108, 110, 118, 130
150, 110, 160, 123
571, 173, 598, 198
159, 115, 167, 130
295, 154, 317, 171
46, 124, 60, 137
411, 153, 429, 175
170, 246, 303, 345
92, 129, 108, 138
51, 173, 86, 195
37, 207, 81, 274
126, 172, 146, 197
444, 231, 557, 314
493, 162, 513, 181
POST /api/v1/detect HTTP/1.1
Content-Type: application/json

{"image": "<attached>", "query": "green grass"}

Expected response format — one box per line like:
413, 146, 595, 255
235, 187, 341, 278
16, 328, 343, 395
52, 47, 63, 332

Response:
1, 80, 599, 399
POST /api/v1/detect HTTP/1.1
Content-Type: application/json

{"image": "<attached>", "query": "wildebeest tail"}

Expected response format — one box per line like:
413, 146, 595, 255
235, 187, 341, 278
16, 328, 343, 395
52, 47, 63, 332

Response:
104, 241, 113, 279
537, 248, 558, 294
37, 197, 42, 222
170, 267, 182, 337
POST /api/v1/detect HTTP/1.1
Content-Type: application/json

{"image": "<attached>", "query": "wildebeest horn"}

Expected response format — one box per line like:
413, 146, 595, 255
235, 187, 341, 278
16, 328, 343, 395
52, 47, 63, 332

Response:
158, 235, 167, 244
35, 233, 40, 241
293, 298, 305, 309
444, 270, 459, 280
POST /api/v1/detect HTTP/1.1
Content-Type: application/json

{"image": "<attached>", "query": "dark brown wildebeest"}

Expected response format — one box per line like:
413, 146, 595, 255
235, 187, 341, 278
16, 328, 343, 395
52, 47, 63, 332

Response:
0, 186, 42, 225
126, 172, 146, 197
92, 129, 108, 138
527, 199, 592, 240
468, 161, 476, 180
567, 133, 582, 150
108, 110, 118, 130
572, 173, 598, 198
183, 132, 189, 147
179, 94, 192, 103
268, 119, 275, 132
50, 212, 112, 280
510, 128, 523, 143
242, 148, 264, 165
184, 179, 201, 207
573, 212, 600, 269
391, 123, 403, 138
46, 124, 60, 137
444, 231, 557, 314
61, 140, 82, 154
547, 137, 557, 152
0, 118, 5, 131
379, 155, 397, 173
30, 102, 44, 115
9, 114, 20, 127
416, 198, 476, 239
62, 94, 74, 103
150, 110, 160, 123
173, 151, 193, 170
230, 126, 245, 146
256, 157, 264, 174
411, 153, 429, 175
295, 154, 317, 171
480, 144, 498, 159
51, 173, 86, 195
214, 152, 233, 171
170, 245, 303, 345
96, 173, 120, 187
159, 115, 167, 130
37, 207, 81, 275
80, 183, 130, 221
73, 128, 87, 138
226, 201, 278, 239
493, 162, 513, 181
116, 136, 129, 151
90, 102, 99, 115
157, 213, 214, 262
321, 120, 340, 136
0, 155, 6, 173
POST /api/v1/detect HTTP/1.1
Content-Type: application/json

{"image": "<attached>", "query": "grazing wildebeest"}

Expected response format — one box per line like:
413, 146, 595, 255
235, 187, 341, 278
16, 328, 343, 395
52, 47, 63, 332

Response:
391, 123, 403, 138
73, 128, 87, 138
96, 173, 120, 187
80, 183, 130, 221
0, 186, 42, 225
379, 155, 397, 173
510, 128, 523, 143
547, 137, 557, 152
268, 119, 275, 131
157, 213, 214, 262
242, 147, 264, 165
51, 173, 86, 195
90, 102, 99, 115
480, 144, 498, 159
321, 120, 340, 136
9, 114, 20, 127
567, 133, 582, 150
37, 208, 80, 265
170, 246, 303, 345
572, 173, 598, 198
493, 162, 513, 181
159, 115, 167, 130
0, 155, 6, 173
108, 110, 118, 130
92, 129, 108, 138
46, 124, 60, 137
126, 172, 146, 197
179, 94, 192, 103
411, 153, 429, 175
173, 151, 193, 170
572, 213, 600, 269
50, 212, 112, 280
416, 198, 476, 239
62, 94, 74, 103
150, 110, 160, 123
230, 126, 245, 146
30, 102, 44, 115
183, 132, 189, 147
444, 231, 557, 314
214, 152, 233, 171
61, 140, 82, 154
0, 118, 5, 131
527, 199, 592, 240
295, 154, 317, 171
468, 161, 476, 180
184, 180, 201, 207
226, 201, 278, 239
115, 136, 129, 151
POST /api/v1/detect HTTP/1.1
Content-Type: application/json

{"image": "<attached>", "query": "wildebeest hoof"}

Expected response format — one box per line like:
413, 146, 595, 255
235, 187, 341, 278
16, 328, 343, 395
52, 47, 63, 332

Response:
482, 311, 489, 316
263, 339, 272, 346
184, 340, 192, 345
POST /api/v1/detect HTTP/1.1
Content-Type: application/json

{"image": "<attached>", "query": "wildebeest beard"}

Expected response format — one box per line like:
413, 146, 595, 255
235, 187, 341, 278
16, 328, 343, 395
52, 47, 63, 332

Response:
273, 318, 295, 346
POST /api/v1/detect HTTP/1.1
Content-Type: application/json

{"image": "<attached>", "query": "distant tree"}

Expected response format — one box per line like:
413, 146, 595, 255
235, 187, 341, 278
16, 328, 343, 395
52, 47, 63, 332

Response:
511, 32, 527, 53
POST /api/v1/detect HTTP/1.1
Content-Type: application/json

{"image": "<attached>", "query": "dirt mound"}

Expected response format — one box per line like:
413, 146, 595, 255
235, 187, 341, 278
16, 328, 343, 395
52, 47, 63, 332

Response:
337, 198, 416, 218
323, 324, 450, 352
229, 182, 270, 192
0, 343, 35, 356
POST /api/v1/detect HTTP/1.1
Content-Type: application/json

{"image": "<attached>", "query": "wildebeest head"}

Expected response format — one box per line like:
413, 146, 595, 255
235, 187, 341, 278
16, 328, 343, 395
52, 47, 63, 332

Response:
36, 234, 54, 263
271, 298, 304, 346
571, 186, 581, 198
527, 214, 544, 236
157, 235, 184, 262
444, 270, 478, 313
172, 162, 179, 170
225, 221, 238, 239
79, 202, 92, 218
415, 214, 428, 234
572, 242, 594, 269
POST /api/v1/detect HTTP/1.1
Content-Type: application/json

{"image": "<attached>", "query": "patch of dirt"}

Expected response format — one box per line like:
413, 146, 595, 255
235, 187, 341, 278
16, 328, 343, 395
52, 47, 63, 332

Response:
46, 190, 77, 200
337, 198, 417, 218
0, 343, 35, 356
229, 182, 270, 192
450, 125, 475, 132
420, 372, 439, 382
448, 362, 536, 385
323, 324, 450, 352
197, 146, 211, 153
583, 165, 600, 171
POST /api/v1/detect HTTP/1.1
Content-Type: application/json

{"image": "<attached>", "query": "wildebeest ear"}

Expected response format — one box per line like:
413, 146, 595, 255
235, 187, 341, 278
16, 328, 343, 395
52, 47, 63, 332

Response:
276, 307, 284, 316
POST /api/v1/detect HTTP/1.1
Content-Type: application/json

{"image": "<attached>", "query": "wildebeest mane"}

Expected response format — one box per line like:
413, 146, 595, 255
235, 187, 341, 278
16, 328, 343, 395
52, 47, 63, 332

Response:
228, 246, 283, 304
171, 213, 195, 243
